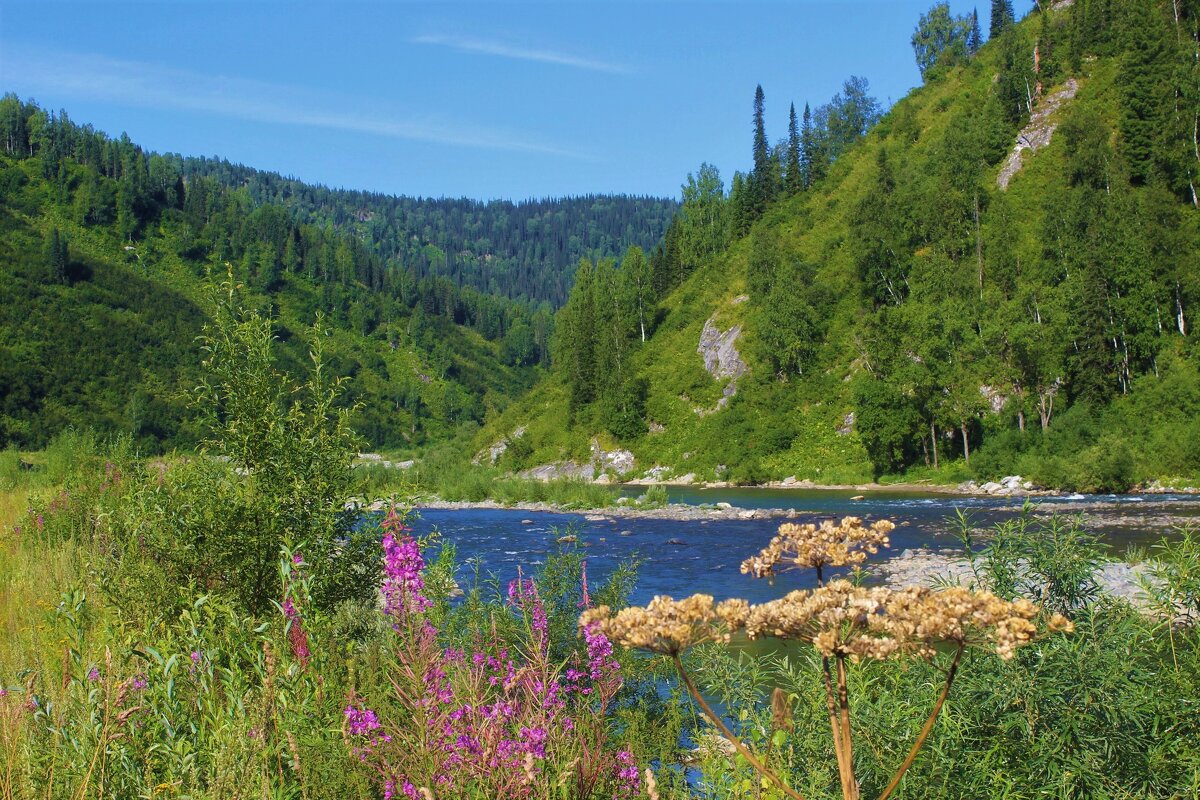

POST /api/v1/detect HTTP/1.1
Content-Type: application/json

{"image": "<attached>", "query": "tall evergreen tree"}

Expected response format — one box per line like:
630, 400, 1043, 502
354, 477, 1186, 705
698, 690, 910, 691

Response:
43, 227, 68, 284
990, 0, 1015, 38
751, 84, 774, 217
554, 258, 597, 415
1119, 4, 1172, 185
968, 8, 984, 54
785, 103, 803, 195
801, 103, 823, 187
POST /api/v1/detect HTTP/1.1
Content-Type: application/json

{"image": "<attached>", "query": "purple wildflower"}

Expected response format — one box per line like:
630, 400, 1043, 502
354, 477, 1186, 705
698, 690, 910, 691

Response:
381, 509, 431, 619
283, 598, 311, 666
613, 749, 639, 798
345, 704, 382, 735
584, 622, 620, 681
131, 675, 148, 691
508, 576, 549, 648
86, 667, 100, 682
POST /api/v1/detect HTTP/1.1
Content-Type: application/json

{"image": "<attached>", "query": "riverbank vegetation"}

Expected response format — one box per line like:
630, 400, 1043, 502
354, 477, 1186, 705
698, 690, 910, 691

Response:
480, 0, 1200, 492
2, 294, 1199, 799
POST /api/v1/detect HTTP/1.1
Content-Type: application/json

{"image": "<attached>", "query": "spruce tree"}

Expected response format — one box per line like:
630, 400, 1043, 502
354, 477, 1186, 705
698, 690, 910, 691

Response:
751, 84, 772, 217
44, 227, 68, 284
785, 103, 803, 195
801, 103, 823, 187
968, 8, 984, 54
1119, 5, 1172, 185
990, 0, 1015, 38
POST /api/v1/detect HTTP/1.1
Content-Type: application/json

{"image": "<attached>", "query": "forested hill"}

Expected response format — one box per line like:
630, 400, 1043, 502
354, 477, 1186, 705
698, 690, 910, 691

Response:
173, 157, 677, 306
483, 0, 1200, 492
0, 97, 571, 452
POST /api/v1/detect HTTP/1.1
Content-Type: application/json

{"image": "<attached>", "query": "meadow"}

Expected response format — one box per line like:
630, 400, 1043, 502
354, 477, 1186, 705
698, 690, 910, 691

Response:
1, 302, 1197, 800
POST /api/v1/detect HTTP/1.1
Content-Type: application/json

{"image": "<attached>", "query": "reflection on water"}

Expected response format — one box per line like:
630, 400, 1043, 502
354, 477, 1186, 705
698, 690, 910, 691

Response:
411, 490, 1199, 606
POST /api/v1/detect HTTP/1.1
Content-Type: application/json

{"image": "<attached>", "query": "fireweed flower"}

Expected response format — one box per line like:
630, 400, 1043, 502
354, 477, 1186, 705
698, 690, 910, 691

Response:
345, 704, 381, 734
614, 749, 640, 798
282, 597, 311, 666
381, 509, 431, 620
508, 576, 549, 648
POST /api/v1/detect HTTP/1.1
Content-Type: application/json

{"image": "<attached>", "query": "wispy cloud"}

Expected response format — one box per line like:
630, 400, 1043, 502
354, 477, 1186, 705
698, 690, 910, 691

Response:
1, 44, 585, 158
412, 33, 629, 74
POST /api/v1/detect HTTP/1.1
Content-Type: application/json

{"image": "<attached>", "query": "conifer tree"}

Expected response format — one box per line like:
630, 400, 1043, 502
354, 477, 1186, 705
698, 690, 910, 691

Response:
1119, 4, 1172, 185
801, 103, 823, 187
43, 227, 68, 284
554, 258, 597, 415
751, 84, 773, 217
968, 8, 984, 54
785, 103, 803, 195
990, 0, 1015, 38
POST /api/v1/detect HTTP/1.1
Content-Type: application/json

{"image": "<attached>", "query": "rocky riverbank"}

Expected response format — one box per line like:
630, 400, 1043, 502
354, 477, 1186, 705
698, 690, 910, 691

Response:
874, 548, 1161, 611
405, 498, 799, 522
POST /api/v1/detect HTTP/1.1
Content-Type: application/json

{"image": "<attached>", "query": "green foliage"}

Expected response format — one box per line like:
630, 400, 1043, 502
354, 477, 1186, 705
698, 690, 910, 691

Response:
105, 284, 373, 616
912, 2, 975, 81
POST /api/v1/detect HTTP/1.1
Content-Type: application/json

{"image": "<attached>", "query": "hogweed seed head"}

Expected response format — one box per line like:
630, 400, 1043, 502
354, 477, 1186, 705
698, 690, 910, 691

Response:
743, 579, 1066, 661
580, 594, 742, 655
741, 516, 895, 579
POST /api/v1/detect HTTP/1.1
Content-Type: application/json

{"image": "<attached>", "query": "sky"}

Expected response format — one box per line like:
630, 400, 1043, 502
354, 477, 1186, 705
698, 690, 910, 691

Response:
0, 1, 997, 201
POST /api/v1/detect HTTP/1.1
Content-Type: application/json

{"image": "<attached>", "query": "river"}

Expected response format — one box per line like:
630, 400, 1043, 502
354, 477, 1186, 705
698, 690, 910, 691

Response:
409, 489, 1200, 606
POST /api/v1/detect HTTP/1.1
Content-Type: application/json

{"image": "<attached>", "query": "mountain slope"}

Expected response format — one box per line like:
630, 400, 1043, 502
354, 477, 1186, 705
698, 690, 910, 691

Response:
482, 0, 1200, 491
0, 102, 545, 452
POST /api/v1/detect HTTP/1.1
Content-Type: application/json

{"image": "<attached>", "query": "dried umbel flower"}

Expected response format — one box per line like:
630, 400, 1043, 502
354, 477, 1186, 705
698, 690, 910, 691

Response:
741, 517, 895, 579
580, 594, 743, 655
742, 580, 1070, 662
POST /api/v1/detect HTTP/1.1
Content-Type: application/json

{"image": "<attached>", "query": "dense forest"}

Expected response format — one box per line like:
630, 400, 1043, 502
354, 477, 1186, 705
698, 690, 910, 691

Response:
170, 157, 676, 306
488, 0, 1200, 491
0, 97, 671, 452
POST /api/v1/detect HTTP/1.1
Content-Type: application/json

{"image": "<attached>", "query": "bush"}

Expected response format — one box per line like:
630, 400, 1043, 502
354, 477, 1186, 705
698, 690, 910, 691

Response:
101, 280, 372, 615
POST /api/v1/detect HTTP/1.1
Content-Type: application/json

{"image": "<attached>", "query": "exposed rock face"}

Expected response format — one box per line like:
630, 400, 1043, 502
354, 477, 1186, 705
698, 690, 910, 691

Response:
837, 412, 855, 436
477, 425, 527, 465
698, 317, 748, 380
959, 475, 1036, 496
997, 78, 1079, 190
695, 316, 748, 415
520, 438, 634, 483
592, 438, 635, 474
522, 462, 595, 481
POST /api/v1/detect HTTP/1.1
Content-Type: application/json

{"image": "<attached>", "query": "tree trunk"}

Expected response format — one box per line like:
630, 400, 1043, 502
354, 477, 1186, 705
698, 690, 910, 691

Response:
930, 421, 939, 469
960, 423, 970, 464
1038, 391, 1053, 432
1179, 282, 1188, 336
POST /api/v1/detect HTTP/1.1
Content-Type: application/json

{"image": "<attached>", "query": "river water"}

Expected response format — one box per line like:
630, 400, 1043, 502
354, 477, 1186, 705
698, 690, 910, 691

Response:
410, 489, 1200, 606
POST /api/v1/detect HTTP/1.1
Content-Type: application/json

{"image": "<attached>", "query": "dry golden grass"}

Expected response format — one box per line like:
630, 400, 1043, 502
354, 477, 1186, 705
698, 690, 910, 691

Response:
0, 487, 96, 691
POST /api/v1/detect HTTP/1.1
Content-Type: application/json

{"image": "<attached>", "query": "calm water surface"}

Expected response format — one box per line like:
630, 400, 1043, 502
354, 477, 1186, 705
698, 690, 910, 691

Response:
411, 489, 1200, 605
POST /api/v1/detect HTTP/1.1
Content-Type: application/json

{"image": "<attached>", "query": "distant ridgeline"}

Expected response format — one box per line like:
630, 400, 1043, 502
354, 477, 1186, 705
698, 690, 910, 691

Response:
0, 95, 672, 452
173, 158, 677, 307
483, 0, 1200, 492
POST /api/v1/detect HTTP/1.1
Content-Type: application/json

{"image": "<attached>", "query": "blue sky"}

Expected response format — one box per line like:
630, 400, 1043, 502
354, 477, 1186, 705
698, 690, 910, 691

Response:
1, 1, 996, 201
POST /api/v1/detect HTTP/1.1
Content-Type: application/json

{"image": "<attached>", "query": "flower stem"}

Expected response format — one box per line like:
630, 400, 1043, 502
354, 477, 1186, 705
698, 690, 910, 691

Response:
876, 645, 965, 800
836, 655, 859, 800
671, 653, 807, 800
